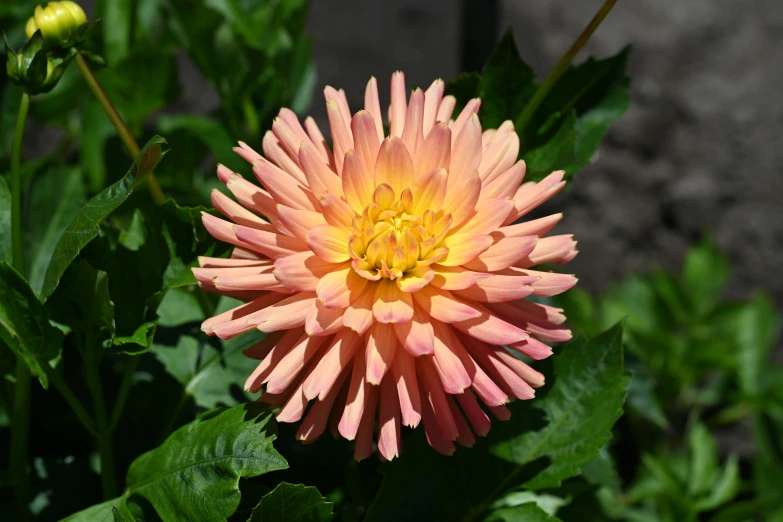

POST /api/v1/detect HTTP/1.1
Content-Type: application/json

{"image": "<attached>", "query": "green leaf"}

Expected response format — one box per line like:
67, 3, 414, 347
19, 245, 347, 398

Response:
125, 403, 288, 522
102, 0, 133, 64
479, 30, 537, 130
365, 324, 629, 522
154, 328, 264, 409
40, 136, 166, 300
522, 112, 577, 180
249, 482, 334, 522
735, 293, 779, 398
694, 454, 740, 512
24, 166, 87, 294
112, 506, 135, 522
0, 262, 63, 388
45, 260, 115, 340
682, 236, 729, 317
0, 176, 10, 264
485, 503, 563, 522
688, 421, 718, 497
493, 323, 630, 490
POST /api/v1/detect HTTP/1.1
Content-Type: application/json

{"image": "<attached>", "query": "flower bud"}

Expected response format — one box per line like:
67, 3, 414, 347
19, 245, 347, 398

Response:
24, 2, 87, 46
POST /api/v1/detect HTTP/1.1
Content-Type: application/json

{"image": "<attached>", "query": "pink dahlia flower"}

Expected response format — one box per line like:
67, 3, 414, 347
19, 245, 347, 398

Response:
195, 72, 578, 461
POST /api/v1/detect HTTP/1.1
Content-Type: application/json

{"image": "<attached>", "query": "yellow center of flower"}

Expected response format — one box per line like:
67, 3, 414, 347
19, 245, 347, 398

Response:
348, 183, 452, 281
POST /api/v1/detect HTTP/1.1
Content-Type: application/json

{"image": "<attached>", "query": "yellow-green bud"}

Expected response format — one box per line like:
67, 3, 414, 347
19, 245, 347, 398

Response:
25, 2, 87, 45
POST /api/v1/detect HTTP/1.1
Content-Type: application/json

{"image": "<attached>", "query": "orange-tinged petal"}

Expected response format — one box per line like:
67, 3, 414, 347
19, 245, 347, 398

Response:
248, 292, 317, 332
441, 172, 481, 228
453, 198, 514, 237
296, 365, 350, 443
318, 191, 355, 228
342, 149, 375, 213
306, 224, 351, 263
353, 384, 379, 461
439, 233, 494, 266
412, 167, 447, 215
378, 376, 403, 460
431, 265, 492, 290
264, 334, 328, 394
453, 274, 537, 303
276, 205, 327, 242
375, 137, 414, 197
412, 285, 481, 323
351, 110, 382, 173
462, 236, 538, 272
417, 355, 458, 441
245, 328, 304, 392
373, 278, 414, 323
342, 283, 375, 335
273, 252, 340, 292
304, 300, 345, 336
396, 266, 434, 293
299, 141, 343, 196
432, 321, 471, 394
456, 389, 491, 437
495, 213, 562, 239
316, 265, 369, 308
339, 349, 368, 440
480, 160, 527, 201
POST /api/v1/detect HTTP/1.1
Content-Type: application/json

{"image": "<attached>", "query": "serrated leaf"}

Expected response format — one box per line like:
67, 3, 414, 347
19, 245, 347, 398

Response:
0, 262, 63, 388
479, 30, 536, 129
154, 328, 264, 409
249, 482, 334, 522
365, 324, 629, 522
40, 135, 166, 300
125, 403, 288, 522
493, 323, 630, 490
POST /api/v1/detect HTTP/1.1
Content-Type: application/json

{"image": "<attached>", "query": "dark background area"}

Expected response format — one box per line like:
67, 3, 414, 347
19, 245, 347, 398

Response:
301, 0, 783, 309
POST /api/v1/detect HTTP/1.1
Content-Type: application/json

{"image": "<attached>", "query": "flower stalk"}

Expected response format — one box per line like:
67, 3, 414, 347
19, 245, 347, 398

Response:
9, 91, 32, 519
515, 0, 619, 136
74, 52, 166, 205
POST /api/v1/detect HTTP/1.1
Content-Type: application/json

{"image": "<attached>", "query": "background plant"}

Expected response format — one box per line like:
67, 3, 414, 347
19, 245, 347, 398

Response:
0, 0, 779, 521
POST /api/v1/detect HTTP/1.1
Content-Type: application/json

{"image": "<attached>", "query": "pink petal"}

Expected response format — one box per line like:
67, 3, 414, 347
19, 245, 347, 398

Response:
210, 189, 274, 230
378, 376, 403, 460
342, 149, 375, 214
496, 213, 562, 239
245, 328, 305, 392
303, 329, 361, 399
441, 172, 481, 229
353, 384, 379, 461
339, 350, 368, 440
422, 79, 445, 136
366, 322, 398, 385
493, 347, 546, 388
276, 206, 327, 242
453, 198, 515, 237
201, 293, 279, 336
364, 77, 385, 141
252, 159, 316, 211
273, 252, 342, 292
412, 285, 481, 323
304, 116, 334, 166
401, 88, 424, 155
451, 302, 529, 346
296, 365, 351, 443
449, 113, 482, 188
456, 389, 491, 437
449, 98, 480, 147
260, 133, 307, 185
478, 129, 519, 184
234, 225, 309, 259
342, 284, 375, 335
412, 167, 448, 215
508, 337, 554, 360
448, 395, 476, 448
413, 123, 451, 180
299, 141, 343, 196
505, 170, 566, 224
318, 191, 356, 229
246, 292, 317, 332
389, 71, 407, 138
480, 160, 527, 201
243, 331, 284, 361
515, 235, 578, 267
264, 334, 329, 394
390, 348, 422, 428
393, 300, 435, 356
197, 256, 271, 269
432, 322, 472, 394
436, 95, 456, 124
417, 355, 459, 440
452, 274, 537, 303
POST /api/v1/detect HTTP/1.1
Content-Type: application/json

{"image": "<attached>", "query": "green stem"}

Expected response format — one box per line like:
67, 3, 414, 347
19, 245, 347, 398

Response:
514, 0, 619, 136
74, 53, 166, 205
43, 365, 97, 435
84, 335, 117, 500
10, 92, 29, 272
9, 91, 31, 520
9, 359, 31, 520
109, 356, 138, 430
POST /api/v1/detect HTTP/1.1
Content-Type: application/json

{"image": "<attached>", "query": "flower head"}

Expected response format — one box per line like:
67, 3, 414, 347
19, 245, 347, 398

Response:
25, 1, 87, 46
196, 72, 578, 460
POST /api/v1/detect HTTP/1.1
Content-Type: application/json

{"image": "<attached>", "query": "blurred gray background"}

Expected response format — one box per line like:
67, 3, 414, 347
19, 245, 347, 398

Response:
303, 0, 783, 306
